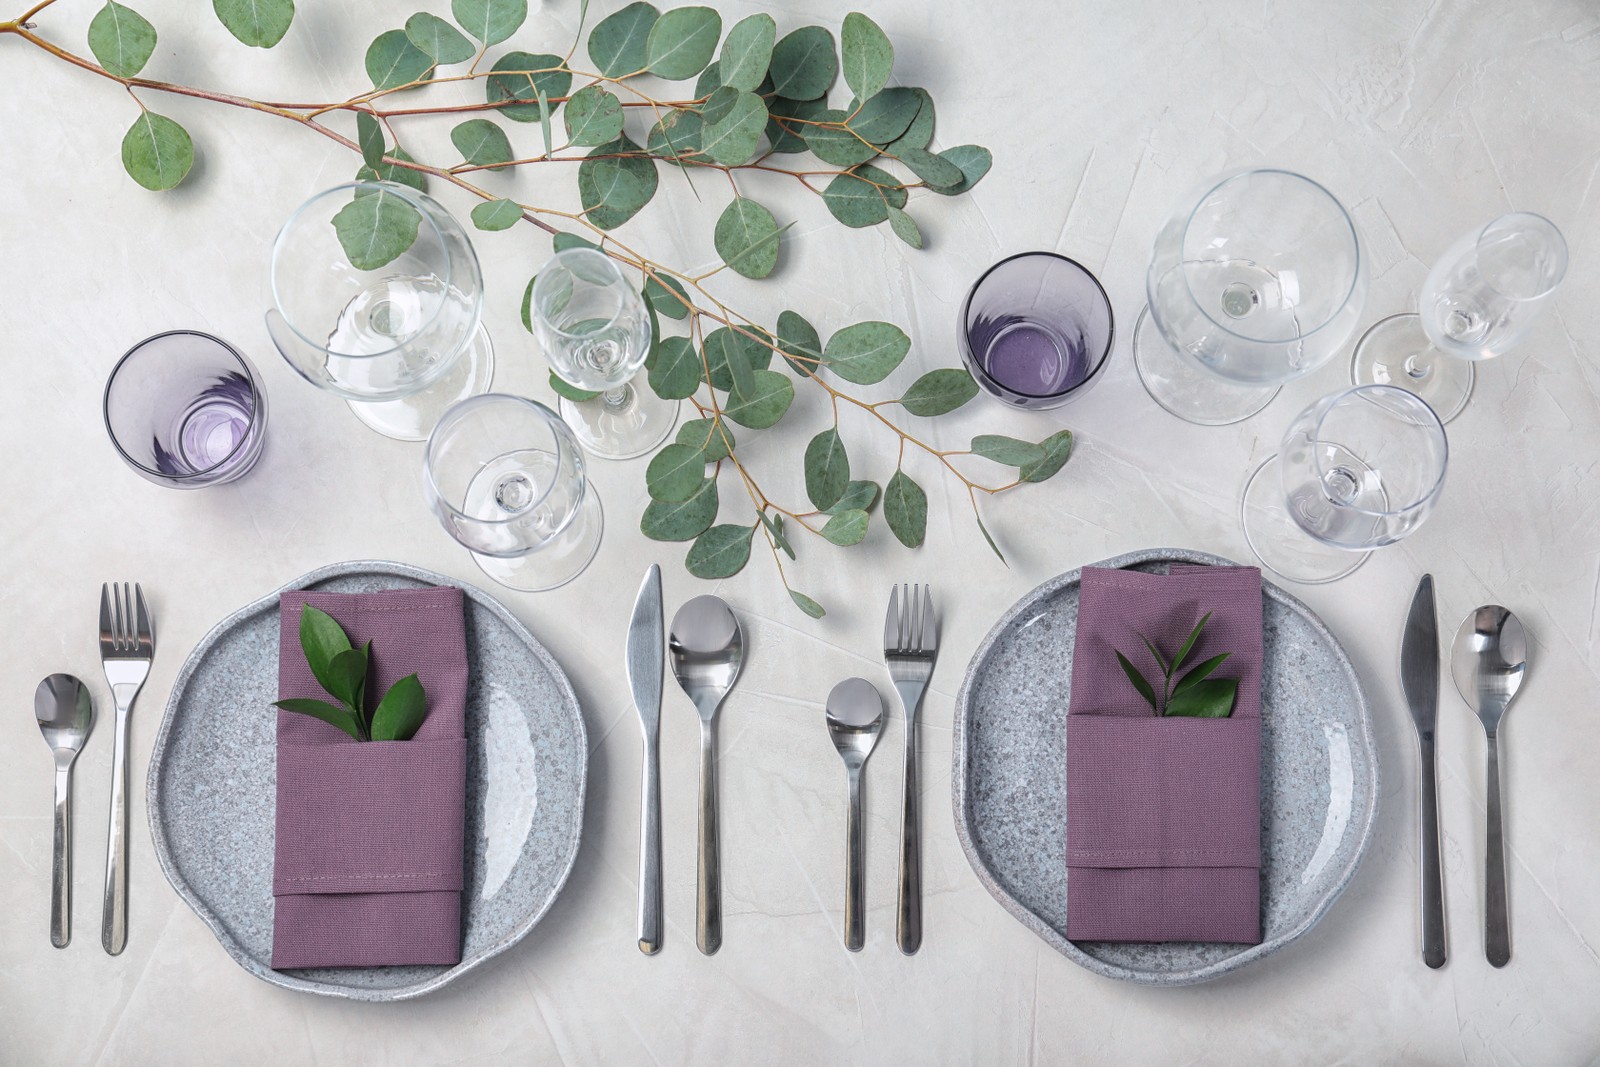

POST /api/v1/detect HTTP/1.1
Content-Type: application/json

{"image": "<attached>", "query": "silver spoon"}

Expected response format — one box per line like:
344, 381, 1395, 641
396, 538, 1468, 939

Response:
1450, 605, 1527, 968
35, 674, 94, 949
825, 677, 885, 952
669, 595, 744, 956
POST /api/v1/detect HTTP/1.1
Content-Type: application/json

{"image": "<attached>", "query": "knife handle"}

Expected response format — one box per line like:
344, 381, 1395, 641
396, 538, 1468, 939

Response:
1418, 732, 1447, 968
638, 732, 663, 955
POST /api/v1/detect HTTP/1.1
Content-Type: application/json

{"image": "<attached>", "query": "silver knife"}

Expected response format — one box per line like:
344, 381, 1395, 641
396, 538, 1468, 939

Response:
1401, 573, 1447, 969
627, 565, 665, 955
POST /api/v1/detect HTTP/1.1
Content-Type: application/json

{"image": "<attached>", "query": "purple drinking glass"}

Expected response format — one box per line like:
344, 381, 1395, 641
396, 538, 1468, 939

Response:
103, 330, 269, 488
958, 252, 1115, 409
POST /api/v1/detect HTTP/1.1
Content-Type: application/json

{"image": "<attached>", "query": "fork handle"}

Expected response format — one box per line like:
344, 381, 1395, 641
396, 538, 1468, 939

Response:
897, 709, 921, 956
51, 764, 71, 949
102, 703, 130, 956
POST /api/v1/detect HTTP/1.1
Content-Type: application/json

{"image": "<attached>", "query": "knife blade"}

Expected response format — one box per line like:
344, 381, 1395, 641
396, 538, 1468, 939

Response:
627, 564, 665, 955
1400, 573, 1447, 968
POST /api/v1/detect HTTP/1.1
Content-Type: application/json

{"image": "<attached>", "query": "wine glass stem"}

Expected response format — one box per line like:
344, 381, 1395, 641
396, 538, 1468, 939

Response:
602, 384, 633, 411
1403, 352, 1433, 381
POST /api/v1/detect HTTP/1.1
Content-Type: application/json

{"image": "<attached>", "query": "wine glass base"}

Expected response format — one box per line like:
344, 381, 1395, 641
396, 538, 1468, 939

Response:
560, 386, 679, 460
1132, 306, 1281, 425
1240, 455, 1369, 584
1349, 313, 1473, 424
469, 488, 604, 592
346, 323, 497, 441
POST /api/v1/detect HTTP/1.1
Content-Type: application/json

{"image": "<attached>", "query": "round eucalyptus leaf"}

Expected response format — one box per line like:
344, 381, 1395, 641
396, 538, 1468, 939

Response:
821, 169, 891, 227
90, 2, 157, 78
826, 479, 880, 515
645, 107, 703, 165
820, 509, 870, 546
823, 320, 910, 384
898, 146, 964, 190
356, 111, 384, 170
676, 418, 734, 462
1019, 430, 1074, 482
930, 144, 992, 195
883, 469, 927, 548
213, 0, 293, 48
846, 87, 921, 145
563, 85, 624, 146
646, 442, 707, 503
840, 11, 892, 102
406, 11, 473, 63
589, 1, 659, 76
718, 12, 776, 92
548, 372, 601, 403
766, 95, 826, 154
486, 51, 570, 121
714, 197, 782, 279
789, 590, 826, 619
686, 524, 754, 579
887, 206, 923, 249
331, 187, 422, 270
451, 118, 514, 169
694, 60, 723, 97
645, 6, 721, 80
768, 25, 836, 101
703, 326, 771, 391
970, 434, 1046, 467
885, 88, 935, 152
451, 0, 527, 45
647, 335, 701, 399
802, 109, 876, 168
774, 310, 822, 375
725, 369, 793, 429
356, 145, 427, 191
577, 136, 658, 229
470, 197, 522, 231
120, 111, 194, 191
641, 477, 718, 541
899, 368, 978, 416
804, 427, 849, 510
644, 271, 691, 320
699, 90, 765, 165
365, 29, 434, 91
699, 85, 741, 126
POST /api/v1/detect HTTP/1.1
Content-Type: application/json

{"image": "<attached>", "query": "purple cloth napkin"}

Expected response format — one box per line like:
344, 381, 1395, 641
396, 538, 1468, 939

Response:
1065, 564, 1263, 943
272, 586, 469, 969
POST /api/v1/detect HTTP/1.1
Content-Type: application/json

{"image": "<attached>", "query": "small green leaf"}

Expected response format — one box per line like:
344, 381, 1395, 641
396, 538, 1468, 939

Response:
686, 523, 754, 578
703, 326, 772, 391
486, 51, 570, 121
548, 372, 602, 403
563, 85, 624, 146
768, 25, 836, 100
899, 146, 964, 190
1173, 653, 1232, 696
90, 2, 158, 78
356, 145, 427, 191
641, 477, 718, 541
552, 232, 601, 253
120, 111, 194, 191
840, 11, 892, 102
766, 95, 827, 154
645, 107, 703, 165
821, 165, 906, 227
298, 604, 352, 695
930, 144, 992, 196
214, 0, 293, 48
324, 646, 369, 712
451, 0, 527, 45
698, 89, 765, 165
1139, 635, 1169, 677
537, 88, 553, 157
356, 112, 384, 170
820, 508, 870, 546
406, 11, 473, 63
365, 29, 435, 91
724, 369, 793, 429
588, 0, 659, 76
803, 110, 877, 168
718, 12, 776, 92
826, 479, 879, 515
648, 335, 702, 400
789, 590, 826, 619
883, 469, 926, 548
694, 59, 723, 97
577, 136, 658, 229
1172, 612, 1212, 674
272, 699, 363, 741
645, 5, 720, 80
451, 118, 514, 169
1019, 430, 1074, 482
471, 197, 522, 231
804, 427, 849, 510
975, 508, 1006, 564
371, 674, 430, 741
331, 187, 422, 270
899, 369, 977, 416
643, 271, 691, 320
774, 310, 822, 374
824, 321, 910, 385
846, 86, 921, 144
676, 418, 733, 462
758, 510, 794, 560
699, 85, 741, 126
970, 434, 1046, 467
645, 442, 706, 502
885, 88, 934, 153
1165, 678, 1238, 718
887, 206, 923, 249
1116, 651, 1159, 711
713, 197, 782, 279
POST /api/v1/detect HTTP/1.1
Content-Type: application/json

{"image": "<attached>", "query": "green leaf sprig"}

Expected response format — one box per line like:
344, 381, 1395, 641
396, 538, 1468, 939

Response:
272, 604, 429, 742
1114, 612, 1239, 719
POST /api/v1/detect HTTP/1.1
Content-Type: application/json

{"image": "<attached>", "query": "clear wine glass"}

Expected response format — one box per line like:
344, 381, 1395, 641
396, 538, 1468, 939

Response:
267, 181, 495, 441
1241, 385, 1448, 584
423, 395, 603, 591
529, 248, 677, 459
1350, 212, 1567, 423
1133, 168, 1367, 425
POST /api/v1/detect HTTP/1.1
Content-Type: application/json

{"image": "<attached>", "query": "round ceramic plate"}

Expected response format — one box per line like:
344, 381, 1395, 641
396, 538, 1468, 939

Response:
952, 548, 1378, 985
147, 560, 587, 1001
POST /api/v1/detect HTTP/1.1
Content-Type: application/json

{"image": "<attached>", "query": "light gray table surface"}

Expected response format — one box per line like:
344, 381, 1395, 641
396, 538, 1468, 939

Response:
3, 0, 1598, 1063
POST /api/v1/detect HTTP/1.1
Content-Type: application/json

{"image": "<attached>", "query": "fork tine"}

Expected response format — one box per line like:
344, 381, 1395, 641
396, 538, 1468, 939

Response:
899, 582, 910, 649
922, 586, 936, 653
134, 584, 154, 650
884, 584, 900, 651
116, 582, 129, 651
911, 583, 923, 650
99, 583, 113, 648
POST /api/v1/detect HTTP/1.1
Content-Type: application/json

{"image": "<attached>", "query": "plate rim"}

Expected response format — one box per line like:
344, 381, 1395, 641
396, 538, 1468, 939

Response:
950, 547, 1380, 986
145, 559, 588, 1001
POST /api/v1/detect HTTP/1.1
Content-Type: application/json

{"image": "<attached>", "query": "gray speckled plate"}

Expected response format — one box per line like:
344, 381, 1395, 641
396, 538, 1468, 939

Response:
147, 561, 587, 1001
953, 548, 1378, 986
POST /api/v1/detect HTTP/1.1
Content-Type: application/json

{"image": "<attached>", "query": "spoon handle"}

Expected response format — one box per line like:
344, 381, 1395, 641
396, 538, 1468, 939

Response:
696, 719, 721, 955
51, 765, 71, 949
845, 769, 865, 952
1486, 733, 1510, 966
637, 731, 663, 955
1417, 733, 1447, 968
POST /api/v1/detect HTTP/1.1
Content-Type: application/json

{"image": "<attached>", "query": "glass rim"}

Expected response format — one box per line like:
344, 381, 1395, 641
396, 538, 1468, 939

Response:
102, 329, 264, 481
959, 251, 1116, 400
532, 247, 634, 340
1473, 211, 1568, 302
423, 393, 575, 526
268, 181, 463, 361
1177, 167, 1364, 342
1306, 384, 1449, 519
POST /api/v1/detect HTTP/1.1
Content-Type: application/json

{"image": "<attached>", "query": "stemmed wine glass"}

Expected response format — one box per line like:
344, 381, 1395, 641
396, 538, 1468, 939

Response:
267, 181, 495, 441
1351, 212, 1568, 423
1241, 385, 1448, 584
423, 394, 603, 591
1133, 168, 1367, 425
529, 248, 677, 459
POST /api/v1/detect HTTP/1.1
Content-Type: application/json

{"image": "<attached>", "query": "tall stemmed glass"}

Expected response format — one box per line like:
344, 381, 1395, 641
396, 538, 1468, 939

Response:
423, 395, 603, 591
1351, 212, 1567, 423
267, 181, 495, 441
1133, 168, 1367, 425
1241, 385, 1448, 584
530, 248, 677, 459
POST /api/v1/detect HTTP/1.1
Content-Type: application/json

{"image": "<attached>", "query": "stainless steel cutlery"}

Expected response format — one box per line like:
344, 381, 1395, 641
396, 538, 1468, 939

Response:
627, 565, 665, 956
825, 678, 885, 952
98, 581, 153, 956
884, 583, 937, 956
1400, 574, 1446, 969
34, 674, 94, 948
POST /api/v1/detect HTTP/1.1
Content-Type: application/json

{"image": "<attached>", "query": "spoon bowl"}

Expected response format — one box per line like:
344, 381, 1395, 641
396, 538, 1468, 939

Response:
826, 677, 885, 952
35, 674, 94, 949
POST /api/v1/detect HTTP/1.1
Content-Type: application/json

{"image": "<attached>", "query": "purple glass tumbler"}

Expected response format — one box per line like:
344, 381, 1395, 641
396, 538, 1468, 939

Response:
103, 330, 268, 488
958, 252, 1114, 409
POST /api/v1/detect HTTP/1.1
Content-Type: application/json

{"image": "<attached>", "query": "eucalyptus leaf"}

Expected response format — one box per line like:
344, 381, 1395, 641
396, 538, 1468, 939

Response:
698, 89, 765, 165
645, 6, 720, 80
789, 590, 826, 619
89, 2, 157, 78
356, 145, 426, 191
451, 117, 514, 169
823, 320, 909, 384
365, 29, 435, 91
371, 673, 429, 740
1165, 677, 1237, 718
774, 310, 822, 374
470, 197, 522, 231
883, 469, 926, 548
645, 107, 703, 165
676, 418, 733, 462
885, 88, 934, 152
887, 206, 922, 248
899, 368, 977, 416
120, 111, 194, 191
588, 0, 659, 77
718, 13, 775, 92
1116, 651, 1159, 711
552, 233, 600, 253
840, 11, 892, 102
820, 508, 869, 546
647, 335, 701, 399
826, 479, 879, 515
804, 427, 849, 510
406, 11, 473, 63
970, 434, 1045, 467
548, 372, 601, 403
643, 271, 691, 319
645, 442, 706, 502
356, 111, 384, 170
214, 0, 293, 49
975, 508, 1006, 564
724, 369, 793, 429
768, 25, 836, 101
803, 110, 877, 168
899, 146, 964, 190
641, 477, 718, 541
930, 144, 992, 195
451, 0, 527, 45
685, 523, 754, 579
577, 136, 658, 229
847, 87, 921, 145
699, 85, 740, 126
703, 326, 771, 391
766, 95, 826, 154
331, 187, 422, 270
714, 197, 782, 279
272, 699, 364, 741
1019, 429, 1073, 482
758, 510, 794, 560
820, 165, 904, 226
486, 51, 570, 121
694, 60, 723, 98
564, 85, 623, 146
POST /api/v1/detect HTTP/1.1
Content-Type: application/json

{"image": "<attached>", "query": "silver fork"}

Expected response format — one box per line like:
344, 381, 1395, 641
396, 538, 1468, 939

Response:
884, 583, 936, 956
98, 583, 153, 957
